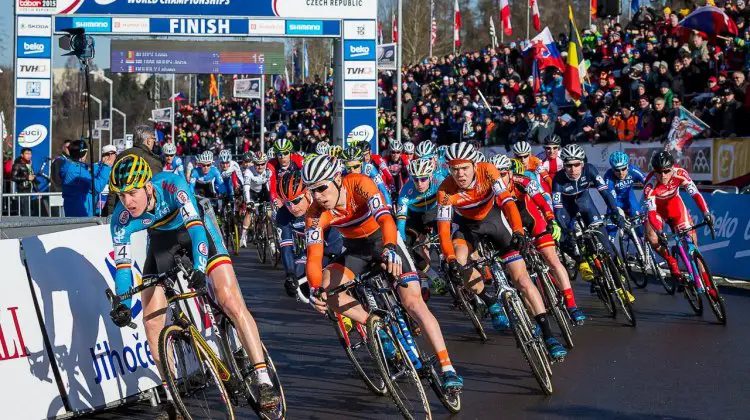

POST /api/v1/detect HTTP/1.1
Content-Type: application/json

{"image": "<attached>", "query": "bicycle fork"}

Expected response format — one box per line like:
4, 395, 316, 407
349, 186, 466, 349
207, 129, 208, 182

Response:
676, 244, 705, 293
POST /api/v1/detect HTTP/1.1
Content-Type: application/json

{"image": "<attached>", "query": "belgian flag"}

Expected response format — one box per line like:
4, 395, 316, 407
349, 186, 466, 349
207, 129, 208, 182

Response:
564, 4, 584, 101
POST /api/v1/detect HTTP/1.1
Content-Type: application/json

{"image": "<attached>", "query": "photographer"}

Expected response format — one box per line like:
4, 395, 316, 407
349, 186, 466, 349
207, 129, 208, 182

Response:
60, 140, 110, 217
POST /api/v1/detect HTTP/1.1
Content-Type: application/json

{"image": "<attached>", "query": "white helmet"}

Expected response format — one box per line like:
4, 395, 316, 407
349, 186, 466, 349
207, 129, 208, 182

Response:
416, 141, 437, 158
511, 141, 532, 156
403, 141, 415, 154
561, 144, 586, 162
218, 149, 232, 163
475, 152, 487, 163
407, 158, 436, 178
316, 142, 331, 155
490, 154, 512, 171
197, 151, 214, 165
163, 143, 176, 156
302, 154, 341, 185
253, 151, 268, 164
389, 139, 403, 152
445, 142, 478, 164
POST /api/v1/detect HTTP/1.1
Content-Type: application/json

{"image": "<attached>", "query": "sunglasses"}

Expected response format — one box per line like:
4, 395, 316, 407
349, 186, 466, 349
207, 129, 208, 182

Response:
310, 183, 330, 194
655, 169, 672, 175
413, 176, 430, 183
276, 151, 291, 157
614, 167, 628, 172
544, 146, 559, 151
564, 162, 582, 169
286, 195, 305, 206
198, 163, 212, 168
517, 154, 530, 159
345, 163, 362, 171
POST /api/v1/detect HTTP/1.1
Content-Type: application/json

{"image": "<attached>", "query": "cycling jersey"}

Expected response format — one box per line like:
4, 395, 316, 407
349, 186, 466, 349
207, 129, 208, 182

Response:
505, 174, 556, 249
396, 170, 447, 239
525, 155, 553, 194
603, 164, 647, 216
277, 205, 343, 278
190, 166, 233, 199
643, 166, 708, 231
110, 172, 229, 306
345, 162, 392, 207
552, 163, 619, 229
304, 174, 396, 288
367, 153, 394, 188
268, 154, 304, 202
163, 156, 185, 177
542, 156, 564, 176
221, 160, 244, 194
385, 154, 410, 199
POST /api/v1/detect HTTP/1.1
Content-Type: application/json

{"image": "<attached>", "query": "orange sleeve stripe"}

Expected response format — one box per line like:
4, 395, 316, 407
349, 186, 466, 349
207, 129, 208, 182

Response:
306, 242, 325, 288
377, 212, 398, 246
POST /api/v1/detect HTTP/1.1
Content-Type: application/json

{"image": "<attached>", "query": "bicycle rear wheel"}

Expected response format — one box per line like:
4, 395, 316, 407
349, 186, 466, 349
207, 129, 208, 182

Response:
454, 282, 488, 342
619, 234, 648, 289
423, 358, 461, 414
694, 253, 727, 325
604, 255, 636, 327
256, 216, 268, 264
330, 311, 387, 395
593, 258, 616, 318
367, 315, 431, 420
541, 270, 574, 348
159, 324, 235, 420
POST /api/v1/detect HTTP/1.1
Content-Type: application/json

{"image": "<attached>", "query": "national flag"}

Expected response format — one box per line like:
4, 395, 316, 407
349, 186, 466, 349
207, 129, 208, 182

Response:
169, 92, 186, 102
564, 5, 584, 101
524, 27, 565, 71
293, 48, 301, 82
591, 0, 597, 18
430, 0, 437, 49
209, 74, 219, 99
303, 41, 309, 79
392, 12, 398, 43
678, 5, 738, 38
284, 66, 290, 87
631, 0, 639, 14
489, 17, 498, 47
454, 0, 461, 47
530, 0, 541, 32
378, 20, 384, 44
666, 106, 710, 158
127, 65, 134, 72
500, 0, 512, 36
532, 59, 541, 94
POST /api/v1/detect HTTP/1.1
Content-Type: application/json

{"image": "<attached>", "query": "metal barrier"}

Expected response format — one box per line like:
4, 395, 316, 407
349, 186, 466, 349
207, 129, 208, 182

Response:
1, 192, 65, 218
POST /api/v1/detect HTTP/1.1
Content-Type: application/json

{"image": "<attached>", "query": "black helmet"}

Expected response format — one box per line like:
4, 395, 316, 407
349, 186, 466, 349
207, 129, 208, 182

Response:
650, 150, 674, 170
543, 134, 562, 145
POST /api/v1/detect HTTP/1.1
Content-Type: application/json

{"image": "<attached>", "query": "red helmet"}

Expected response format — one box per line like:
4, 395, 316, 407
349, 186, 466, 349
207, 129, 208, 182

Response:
278, 170, 306, 202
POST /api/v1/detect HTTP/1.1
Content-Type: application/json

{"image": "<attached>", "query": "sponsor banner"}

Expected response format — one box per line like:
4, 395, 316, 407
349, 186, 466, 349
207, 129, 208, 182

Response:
17, 36, 51, 58
16, 78, 51, 100
22, 226, 162, 411
72, 17, 111, 32
285, 20, 323, 35
151, 107, 172, 123
344, 61, 376, 80
344, 40, 376, 61
344, 80, 376, 100
376, 42, 396, 70
0, 239, 66, 419
52, 0, 376, 19
151, 17, 247, 35
14, 106, 51, 172
16, 57, 51, 79
248, 19, 285, 35
111, 17, 150, 33
713, 137, 750, 183
343, 20, 376, 39
343, 107, 377, 151
233, 78, 261, 99
17, 16, 52, 36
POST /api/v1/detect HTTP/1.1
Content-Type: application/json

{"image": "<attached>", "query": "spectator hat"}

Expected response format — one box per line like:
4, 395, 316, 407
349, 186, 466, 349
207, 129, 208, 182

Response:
660, 81, 670, 89
708, 76, 718, 83
560, 114, 574, 123
102, 145, 117, 155
721, 87, 734, 96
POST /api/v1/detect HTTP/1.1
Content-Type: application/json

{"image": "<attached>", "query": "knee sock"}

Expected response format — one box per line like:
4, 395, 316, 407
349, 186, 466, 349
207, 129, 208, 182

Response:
477, 288, 497, 307
437, 349, 455, 373
563, 288, 576, 309
534, 313, 554, 340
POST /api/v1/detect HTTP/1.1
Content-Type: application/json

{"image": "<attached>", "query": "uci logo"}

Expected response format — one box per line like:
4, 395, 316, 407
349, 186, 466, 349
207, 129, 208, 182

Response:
105, 251, 144, 319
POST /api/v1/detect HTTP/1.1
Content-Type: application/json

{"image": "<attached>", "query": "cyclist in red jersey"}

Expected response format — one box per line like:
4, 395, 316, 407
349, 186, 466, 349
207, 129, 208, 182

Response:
384, 139, 410, 199
643, 151, 714, 282
541, 135, 564, 176
268, 138, 304, 207
360, 141, 394, 188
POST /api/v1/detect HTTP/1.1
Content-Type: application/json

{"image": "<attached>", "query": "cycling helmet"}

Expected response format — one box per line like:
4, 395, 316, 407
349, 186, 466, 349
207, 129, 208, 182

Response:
416, 141, 437, 158
511, 141, 532, 156
341, 146, 364, 162
358, 141, 372, 152
543, 134, 562, 146
302, 154, 341, 185
437, 145, 449, 157
242, 152, 255, 162
316, 142, 331, 156
218, 149, 232, 163
408, 158, 436, 178
609, 151, 630, 169
510, 158, 525, 176
650, 150, 675, 170
389, 139, 404, 152
560, 144, 586, 162
303, 152, 319, 163
278, 170, 306, 202
109, 154, 153, 193
490, 154, 512, 171
475, 152, 487, 163
253, 151, 268, 164
403, 141, 415, 154
329, 145, 343, 158
162, 143, 176, 156
445, 142, 478, 164
197, 151, 214, 164
274, 138, 294, 153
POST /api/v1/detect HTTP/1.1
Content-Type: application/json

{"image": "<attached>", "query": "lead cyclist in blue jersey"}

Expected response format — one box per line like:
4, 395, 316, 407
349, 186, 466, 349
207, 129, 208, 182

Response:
107, 155, 280, 413
189, 151, 234, 201
603, 151, 647, 238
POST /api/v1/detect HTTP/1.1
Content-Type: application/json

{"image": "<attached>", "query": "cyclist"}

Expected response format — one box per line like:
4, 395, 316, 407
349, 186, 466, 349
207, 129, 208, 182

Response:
643, 151, 713, 284
276, 170, 343, 297
604, 151, 647, 238
241, 152, 272, 247
302, 155, 464, 390
268, 138, 305, 208
316, 142, 331, 156
396, 158, 448, 299
512, 141, 553, 194
162, 143, 184, 178
494, 156, 586, 325
360, 140, 394, 188
341, 146, 392, 207
540, 135, 564, 176
552, 144, 631, 300
403, 141, 416, 161
416, 141, 450, 179
219, 150, 244, 211
385, 139, 410, 201
107, 155, 280, 413
436, 142, 567, 359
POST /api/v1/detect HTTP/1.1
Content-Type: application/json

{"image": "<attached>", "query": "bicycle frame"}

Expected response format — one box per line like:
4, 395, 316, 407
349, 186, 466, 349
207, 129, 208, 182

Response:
670, 222, 713, 292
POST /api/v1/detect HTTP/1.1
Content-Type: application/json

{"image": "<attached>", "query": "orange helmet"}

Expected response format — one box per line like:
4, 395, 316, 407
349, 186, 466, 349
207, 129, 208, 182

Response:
278, 170, 306, 202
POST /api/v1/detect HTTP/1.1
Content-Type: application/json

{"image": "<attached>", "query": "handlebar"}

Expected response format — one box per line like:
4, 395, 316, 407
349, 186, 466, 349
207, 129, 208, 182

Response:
674, 221, 716, 241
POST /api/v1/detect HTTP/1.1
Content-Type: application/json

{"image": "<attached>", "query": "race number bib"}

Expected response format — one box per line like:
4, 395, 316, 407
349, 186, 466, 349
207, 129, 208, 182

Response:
305, 227, 323, 245
113, 244, 131, 264
436, 204, 453, 221
368, 195, 384, 211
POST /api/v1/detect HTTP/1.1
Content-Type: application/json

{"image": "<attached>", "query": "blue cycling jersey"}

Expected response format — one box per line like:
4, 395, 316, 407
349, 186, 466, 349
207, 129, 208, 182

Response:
552, 162, 619, 229
164, 156, 185, 177
344, 162, 392, 206
395, 171, 446, 239
190, 166, 232, 199
603, 164, 646, 215
110, 172, 226, 307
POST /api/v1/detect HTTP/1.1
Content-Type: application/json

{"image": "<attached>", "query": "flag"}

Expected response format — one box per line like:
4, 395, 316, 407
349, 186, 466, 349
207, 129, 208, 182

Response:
0, 111, 7, 141
524, 27, 565, 71
454, 0, 461, 48
196, 76, 202, 101
218, 74, 223, 98
303, 41, 309, 79
678, 5, 738, 38
631, 0, 639, 14
591, 0, 597, 19
209, 74, 219, 99
430, 0, 437, 50
293, 48, 300, 82
530, 0, 541, 32
378, 20, 384, 44
392, 12, 398, 43
169, 92, 186, 102
666, 106, 710, 158
532, 60, 541, 94
489, 17, 499, 47
500, 0, 512, 36
285, 66, 290, 87
563, 5, 584, 101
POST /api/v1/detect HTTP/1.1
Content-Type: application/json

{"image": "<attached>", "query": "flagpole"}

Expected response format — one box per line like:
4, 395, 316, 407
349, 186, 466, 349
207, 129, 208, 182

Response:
171, 73, 176, 143
396, 0, 403, 143
302, 40, 306, 85
429, 0, 434, 57
526, 0, 530, 40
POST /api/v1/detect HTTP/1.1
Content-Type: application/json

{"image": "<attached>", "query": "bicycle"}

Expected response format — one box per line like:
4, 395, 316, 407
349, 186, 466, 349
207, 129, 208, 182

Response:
254, 202, 280, 266
325, 263, 462, 419
664, 221, 727, 324
575, 220, 637, 327
518, 237, 575, 349
617, 214, 670, 292
472, 237, 554, 395
219, 198, 241, 257
105, 251, 286, 420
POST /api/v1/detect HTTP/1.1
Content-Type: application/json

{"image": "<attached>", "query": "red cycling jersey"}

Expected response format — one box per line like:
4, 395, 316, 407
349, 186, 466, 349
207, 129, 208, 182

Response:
502, 174, 556, 249
526, 155, 553, 194
268, 153, 304, 202
542, 156, 564, 176
368, 153, 394, 188
643, 166, 709, 231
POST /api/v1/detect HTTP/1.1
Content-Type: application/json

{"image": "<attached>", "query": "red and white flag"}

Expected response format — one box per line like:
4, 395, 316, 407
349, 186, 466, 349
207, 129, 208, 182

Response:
430, 0, 437, 49
378, 20, 384, 44
500, 0, 512, 36
392, 12, 398, 43
530, 0, 541, 32
454, 0, 461, 47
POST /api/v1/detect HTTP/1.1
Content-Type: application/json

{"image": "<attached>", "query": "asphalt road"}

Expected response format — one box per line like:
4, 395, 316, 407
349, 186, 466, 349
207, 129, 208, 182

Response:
86, 246, 750, 420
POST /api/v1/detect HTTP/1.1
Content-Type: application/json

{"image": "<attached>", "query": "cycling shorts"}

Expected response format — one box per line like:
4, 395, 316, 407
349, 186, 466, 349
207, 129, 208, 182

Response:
404, 207, 438, 239
452, 205, 522, 264
249, 185, 270, 203
654, 196, 693, 231
144, 226, 230, 279
327, 228, 418, 283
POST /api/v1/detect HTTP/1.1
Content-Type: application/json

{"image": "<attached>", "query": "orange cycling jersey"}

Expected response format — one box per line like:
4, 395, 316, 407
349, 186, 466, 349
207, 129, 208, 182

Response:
304, 173, 396, 288
436, 162, 523, 260
526, 155, 553, 193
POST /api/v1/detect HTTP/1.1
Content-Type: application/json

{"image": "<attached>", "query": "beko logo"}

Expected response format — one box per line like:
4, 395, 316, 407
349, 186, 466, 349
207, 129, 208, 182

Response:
23, 42, 45, 54
348, 45, 370, 58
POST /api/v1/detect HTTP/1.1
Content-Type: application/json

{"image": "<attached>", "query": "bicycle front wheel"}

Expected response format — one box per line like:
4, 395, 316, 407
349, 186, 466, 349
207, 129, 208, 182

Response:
542, 271, 574, 348
256, 216, 268, 264
604, 255, 636, 327
367, 315, 431, 420
159, 324, 235, 420
649, 244, 676, 295
675, 246, 703, 315
593, 258, 616, 318
330, 311, 387, 396
619, 234, 648, 289
231, 217, 240, 256
693, 252, 727, 325
455, 283, 488, 342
